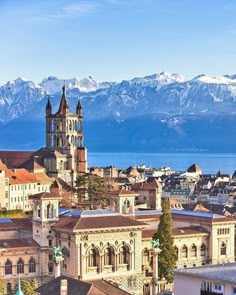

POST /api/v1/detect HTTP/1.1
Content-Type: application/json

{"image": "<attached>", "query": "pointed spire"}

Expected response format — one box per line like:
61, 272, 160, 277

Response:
76, 99, 82, 116
46, 96, 52, 115
56, 81, 70, 115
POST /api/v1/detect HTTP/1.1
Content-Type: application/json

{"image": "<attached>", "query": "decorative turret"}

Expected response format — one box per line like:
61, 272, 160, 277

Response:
76, 99, 82, 117
46, 96, 52, 116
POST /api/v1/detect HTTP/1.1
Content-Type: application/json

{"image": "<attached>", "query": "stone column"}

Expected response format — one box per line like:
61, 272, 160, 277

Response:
151, 248, 161, 295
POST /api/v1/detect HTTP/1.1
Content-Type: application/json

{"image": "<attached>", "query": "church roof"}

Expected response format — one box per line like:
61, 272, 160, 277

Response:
0, 151, 34, 169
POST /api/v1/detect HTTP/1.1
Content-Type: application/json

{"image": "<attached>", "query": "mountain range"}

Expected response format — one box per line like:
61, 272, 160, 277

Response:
1, 72, 236, 153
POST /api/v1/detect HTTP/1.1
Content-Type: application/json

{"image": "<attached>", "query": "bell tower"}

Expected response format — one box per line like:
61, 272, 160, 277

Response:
30, 192, 62, 277
45, 83, 87, 179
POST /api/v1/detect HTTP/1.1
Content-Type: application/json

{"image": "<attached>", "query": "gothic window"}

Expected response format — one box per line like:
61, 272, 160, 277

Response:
47, 203, 54, 218
59, 121, 63, 131
5, 259, 12, 275
71, 135, 74, 146
221, 242, 226, 255
89, 249, 97, 267
17, 258, 24, 274
200, 244, 206, 256
119, 246, 128, 264
190, 244, 197, 257
104, 247, 113, 265
181, 245, 188, 258
29, 257, 36, 273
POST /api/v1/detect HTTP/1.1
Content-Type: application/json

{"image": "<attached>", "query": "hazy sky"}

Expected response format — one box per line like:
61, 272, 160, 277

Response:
1, 0, 236, 84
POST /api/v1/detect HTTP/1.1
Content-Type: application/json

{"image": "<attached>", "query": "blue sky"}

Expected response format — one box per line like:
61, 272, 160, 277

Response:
1, 0, 236, 84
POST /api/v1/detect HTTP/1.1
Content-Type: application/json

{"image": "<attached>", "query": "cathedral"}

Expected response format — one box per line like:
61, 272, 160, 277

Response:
36, 84, 87, 183
0, 85, 87, 185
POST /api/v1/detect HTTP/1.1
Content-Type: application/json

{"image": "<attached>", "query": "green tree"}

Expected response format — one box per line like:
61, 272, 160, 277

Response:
0, 276, 5, 295
21, 279, 36, 295
152, 198, 177, 283
68, 173, 110, 209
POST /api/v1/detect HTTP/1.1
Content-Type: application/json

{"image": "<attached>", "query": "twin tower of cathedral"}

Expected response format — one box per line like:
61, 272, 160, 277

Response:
43, 84, 87, 183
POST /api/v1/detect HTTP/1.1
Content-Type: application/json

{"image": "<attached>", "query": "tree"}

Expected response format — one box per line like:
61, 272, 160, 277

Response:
0, 276, 5, 295
68, 173, 110, 209
152, 198, 177, 283
21, 279, 37, 295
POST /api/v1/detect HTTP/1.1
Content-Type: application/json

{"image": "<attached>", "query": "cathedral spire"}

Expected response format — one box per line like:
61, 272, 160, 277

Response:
46, 96, 52, 116
56, 81, 69, 115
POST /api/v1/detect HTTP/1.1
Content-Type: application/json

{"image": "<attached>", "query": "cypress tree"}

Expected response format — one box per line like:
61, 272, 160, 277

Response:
153, 198, 177, 283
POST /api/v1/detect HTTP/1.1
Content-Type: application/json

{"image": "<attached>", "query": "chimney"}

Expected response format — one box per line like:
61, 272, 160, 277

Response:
60, 279, 68, 295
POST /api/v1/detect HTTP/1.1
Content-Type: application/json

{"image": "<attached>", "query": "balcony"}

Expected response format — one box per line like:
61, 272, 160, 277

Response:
200, 290, 223, 295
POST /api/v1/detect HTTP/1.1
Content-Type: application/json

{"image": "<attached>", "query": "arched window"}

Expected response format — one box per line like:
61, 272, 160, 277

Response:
89, 249, 97, 267
181, 245, 188, 258
7, 283, 12, 294
29, 257, 36, 273
221, 242, 226, 255
143, 248, 150, 263
190, 244, 197, 257
200, 244, 206, 256
119, 246, 128, 264
104, 247, 113, 265
48, 261, 54, 274
5, 259, 12, 275
17, 258, 24, 274
47, 203, 54, 218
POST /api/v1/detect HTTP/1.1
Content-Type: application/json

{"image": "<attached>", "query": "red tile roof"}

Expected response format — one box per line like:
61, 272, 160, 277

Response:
29, 192, 61, 200
53, 215, 146, 232
142, 226, 209, 239
0, 151, 34, 168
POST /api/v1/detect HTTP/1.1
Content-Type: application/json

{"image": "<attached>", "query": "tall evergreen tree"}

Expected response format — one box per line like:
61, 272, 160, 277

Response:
68, 173, 110, 209
152, 198, 177, 283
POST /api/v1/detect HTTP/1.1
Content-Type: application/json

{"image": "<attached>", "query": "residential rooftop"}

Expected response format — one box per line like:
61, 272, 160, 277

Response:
174, 263, 236, 284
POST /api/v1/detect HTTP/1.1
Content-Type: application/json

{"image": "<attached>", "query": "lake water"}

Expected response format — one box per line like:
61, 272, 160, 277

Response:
88, 152, 236, 174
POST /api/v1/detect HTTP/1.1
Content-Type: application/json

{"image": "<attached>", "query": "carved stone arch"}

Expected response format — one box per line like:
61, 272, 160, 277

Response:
117, 242, 132, 252
101, 243, 116, 253
85, 245, 102, 256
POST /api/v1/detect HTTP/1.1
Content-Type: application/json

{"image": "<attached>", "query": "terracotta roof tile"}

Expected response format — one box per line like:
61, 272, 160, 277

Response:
53, 215, 145, 232
32, 172, 52, 184
88, 279, 131, 295
0, 151, 34, 169
29, 192, 61, 200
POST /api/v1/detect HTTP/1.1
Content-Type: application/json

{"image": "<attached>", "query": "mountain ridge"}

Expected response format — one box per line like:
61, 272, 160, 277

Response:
1, 72, 236, 152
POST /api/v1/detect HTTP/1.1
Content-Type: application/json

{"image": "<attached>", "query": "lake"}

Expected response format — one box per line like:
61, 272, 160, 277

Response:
88, 152, 236, 174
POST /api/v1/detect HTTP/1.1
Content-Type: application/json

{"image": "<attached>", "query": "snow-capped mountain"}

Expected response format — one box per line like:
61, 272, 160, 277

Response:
2, 72, 236, 152
2, 71, 236, 124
